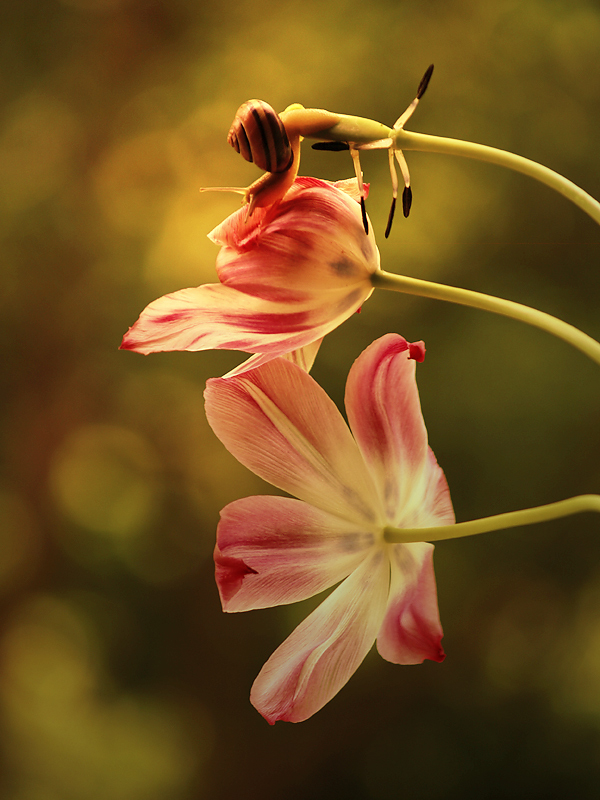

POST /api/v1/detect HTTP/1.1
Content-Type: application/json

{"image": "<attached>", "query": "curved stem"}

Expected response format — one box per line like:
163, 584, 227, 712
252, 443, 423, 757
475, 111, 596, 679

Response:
385, 494, 600, 544
394, 129, 600, 226
372, 269, 600, 367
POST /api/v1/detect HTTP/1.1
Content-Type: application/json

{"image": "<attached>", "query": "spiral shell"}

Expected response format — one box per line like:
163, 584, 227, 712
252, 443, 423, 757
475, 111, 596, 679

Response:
227, 100, 294, 174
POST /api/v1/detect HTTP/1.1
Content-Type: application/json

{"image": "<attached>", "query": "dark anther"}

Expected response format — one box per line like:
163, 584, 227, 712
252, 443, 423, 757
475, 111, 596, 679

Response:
385, 197, 396, 239
416, 64, 434, 100
311, 141, 351, 151
402, 186, 413, 217
360, 197, 369, 235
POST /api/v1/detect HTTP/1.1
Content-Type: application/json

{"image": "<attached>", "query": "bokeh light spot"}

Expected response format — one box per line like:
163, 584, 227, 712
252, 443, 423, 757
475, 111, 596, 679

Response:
49, 423, 162, 537
0, 594, 209, 798
0, 489, 40, 592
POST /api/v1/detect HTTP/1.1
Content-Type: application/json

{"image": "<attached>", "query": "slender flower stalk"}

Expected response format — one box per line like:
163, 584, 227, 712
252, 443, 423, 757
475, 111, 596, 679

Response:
372, 270, 600, 367
393, 129, 600, 227
386, 495, 600, 544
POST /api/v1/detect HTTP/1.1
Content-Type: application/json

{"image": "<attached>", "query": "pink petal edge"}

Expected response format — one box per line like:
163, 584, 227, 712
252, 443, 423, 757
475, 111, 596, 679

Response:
345, 334, 430, 522
121, 282, 371, 362
377, 542, 445, 665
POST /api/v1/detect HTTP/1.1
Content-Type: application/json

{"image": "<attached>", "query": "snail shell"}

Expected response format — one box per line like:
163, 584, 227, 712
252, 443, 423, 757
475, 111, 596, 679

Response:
227, 99, 294, 174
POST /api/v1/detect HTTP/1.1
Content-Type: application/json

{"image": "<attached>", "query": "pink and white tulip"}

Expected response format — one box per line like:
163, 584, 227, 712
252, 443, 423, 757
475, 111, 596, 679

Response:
121, 177, 379, 376
204, 334, 455, 723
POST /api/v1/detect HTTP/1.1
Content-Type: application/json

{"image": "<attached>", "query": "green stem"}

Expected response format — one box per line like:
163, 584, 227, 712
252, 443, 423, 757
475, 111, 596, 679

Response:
385, 494, 600, 544
394, 129, 600, 226
372, 269, 600, 367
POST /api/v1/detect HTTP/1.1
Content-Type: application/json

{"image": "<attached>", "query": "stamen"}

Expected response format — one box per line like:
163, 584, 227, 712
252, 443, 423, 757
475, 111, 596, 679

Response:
385, 198, 396, 239
360, 197, 369, 235
246, 193, 258, 218
394, 149, 411, 187
350, 145, 368, 234
311, 141, 350, 151
384, 67, 433, 231
385, 149, 399, 238
394, 149, 412, 217
416, 64, 435, 100
393, 64, 435, 130
402, 186, 413, 217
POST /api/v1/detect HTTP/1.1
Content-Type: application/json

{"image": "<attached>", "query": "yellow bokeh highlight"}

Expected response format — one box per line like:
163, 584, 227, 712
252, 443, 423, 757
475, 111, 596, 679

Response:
0, 92, 81, 219
49, 424, 162, 538
92, 130, 178, 237
0, 594, 207, 798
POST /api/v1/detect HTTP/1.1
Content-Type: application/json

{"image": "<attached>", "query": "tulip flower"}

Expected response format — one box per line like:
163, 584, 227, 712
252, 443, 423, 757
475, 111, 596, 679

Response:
204, 334, 455, 723
120, 170, 600, 374
120, 177, 379, 376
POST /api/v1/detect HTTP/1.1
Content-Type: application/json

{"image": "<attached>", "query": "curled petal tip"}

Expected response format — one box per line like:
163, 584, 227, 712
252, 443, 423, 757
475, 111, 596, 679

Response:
408, 341, 426, 362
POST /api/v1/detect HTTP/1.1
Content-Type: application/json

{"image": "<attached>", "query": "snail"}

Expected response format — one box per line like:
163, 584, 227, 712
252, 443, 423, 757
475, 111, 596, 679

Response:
202, 99, 340, 218
202, 66, 434, 236
227, 99, 295, 174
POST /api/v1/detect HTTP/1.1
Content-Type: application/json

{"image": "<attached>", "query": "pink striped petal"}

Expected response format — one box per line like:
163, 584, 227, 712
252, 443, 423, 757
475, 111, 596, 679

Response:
210, 177, 379, 301
345, 334, 455, 528
250, 550, 389, 723
215, 496, 376, 612
204, 358, 382, 527
224, 338, 323, 378
377, 542, 445, 665
120, 282, 370, 358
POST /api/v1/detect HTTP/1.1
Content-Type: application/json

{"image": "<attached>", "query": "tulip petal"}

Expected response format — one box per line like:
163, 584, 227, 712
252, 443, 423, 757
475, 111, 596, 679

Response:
215, 496, 377, 612
377, 542, 445, 665
250, 550, 389, 723
224, 338, 323, 378
210, 177, 379, 300
120, 282, 369, 359
420, 449, 455, 527
204, 358, 382, 527
345, 334, 455, 527
209, 178, 379, 301
332, 177, 370, 202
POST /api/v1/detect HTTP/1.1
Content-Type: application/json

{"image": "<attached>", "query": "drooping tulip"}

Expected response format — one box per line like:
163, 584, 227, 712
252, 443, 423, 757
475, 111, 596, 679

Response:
204, 334, 455, 722
121, 177, 379, 376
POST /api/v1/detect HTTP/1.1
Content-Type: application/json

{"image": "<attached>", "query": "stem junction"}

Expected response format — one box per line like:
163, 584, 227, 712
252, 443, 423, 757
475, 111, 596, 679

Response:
385, 495, 600, 544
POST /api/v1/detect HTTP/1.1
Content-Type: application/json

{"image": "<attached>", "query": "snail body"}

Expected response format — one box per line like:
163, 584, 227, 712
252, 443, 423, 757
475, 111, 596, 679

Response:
226, 100, 340, 214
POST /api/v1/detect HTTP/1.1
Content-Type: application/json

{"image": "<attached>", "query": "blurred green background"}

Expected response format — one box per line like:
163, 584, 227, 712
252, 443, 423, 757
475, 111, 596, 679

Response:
2, 0, 600, 797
